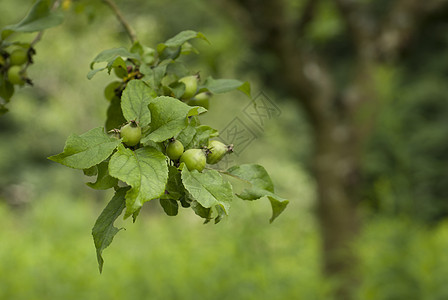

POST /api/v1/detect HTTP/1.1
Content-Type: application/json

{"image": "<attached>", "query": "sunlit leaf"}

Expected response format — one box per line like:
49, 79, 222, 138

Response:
226, 164, 289, 223
109, 145, 168, 219
181, 167, 233, 215
48, 127, 121, 169
141, 96, 206, 143
121, 80, 155, 126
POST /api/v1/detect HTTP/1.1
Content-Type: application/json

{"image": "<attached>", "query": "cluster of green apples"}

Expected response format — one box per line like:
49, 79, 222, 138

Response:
166, 138, 233, 171
118, 119, 233, 172
171, 138, 233, 171
0, 47, 31, 86
104, 50, 229, 172
107, 66, 212, 110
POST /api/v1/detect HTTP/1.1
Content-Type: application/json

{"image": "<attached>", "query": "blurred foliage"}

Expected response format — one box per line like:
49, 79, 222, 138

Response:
2, 196, 448, 299
357, 217, 448, 300
0, 195, 329, 300
363, 11, 448, 223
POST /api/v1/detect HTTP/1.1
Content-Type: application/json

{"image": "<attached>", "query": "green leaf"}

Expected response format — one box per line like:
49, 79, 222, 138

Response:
83, 165, 98, 177
90, 47, 140, 70
187, 125, 218, 148
110, 56, 126, 71
226, 164, 288, 223
108, 145, 168, 219
140, 59, 171, 89
1, 0, 64, 37
121, 80, 155, 126
204, 77, 251, 98
132, 209, 141, 223
190, 200, 212, 222
130, 41, 155, 64
163, 166, 186, 200
105, 96, 126, 131
156, 30, 208, 61
268, 196, 289, 224
181, 167, 233, 215
177, 120, 218, 149
168, 81, 186, 99
92, 187, 128, 273
179, 197, 191, 208
227, 164, 274, 194
0, 104, 8, 116
87, 55, 128, 80
160, 30, 209, 50
0, 77, 15, 103
166, 61, 189, 78
180, 42, 200, 55
159, 46, 181, 61
214, 205, 226, 224
159, 199, 178, 216
176, 118, 198, 146
130, 41, 144, 55
141, 96, 206, 143
104, 81, 123, 101
86, 161, 118, 190
87, 67, 106, 80
48, 127, 121, 169
187, 106, 207, 116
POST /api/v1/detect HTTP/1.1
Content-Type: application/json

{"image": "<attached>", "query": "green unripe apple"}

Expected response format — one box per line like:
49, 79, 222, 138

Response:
166, 139, 184, 160
206, 140, 231, 164
120, 121, 142, 146
179, 75, 198, 99
9, 49, 28, 66
180, 149, 206, 172
7, 66, 25, 85
188, 92, 211, 109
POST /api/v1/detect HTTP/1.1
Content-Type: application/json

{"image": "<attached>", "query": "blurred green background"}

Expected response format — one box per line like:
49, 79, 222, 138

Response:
1, 0, 448, 299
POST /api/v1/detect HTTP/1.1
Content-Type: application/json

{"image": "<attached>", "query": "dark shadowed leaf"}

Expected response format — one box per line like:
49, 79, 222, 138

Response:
92, 187, 128, 273
159, 199, 178, 216
86, 161, 118, 190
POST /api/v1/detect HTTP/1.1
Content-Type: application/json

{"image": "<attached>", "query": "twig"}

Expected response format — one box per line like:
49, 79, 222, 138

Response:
30, 0, 62, 47
102, 0, 138, 44
30, 31, 44, 47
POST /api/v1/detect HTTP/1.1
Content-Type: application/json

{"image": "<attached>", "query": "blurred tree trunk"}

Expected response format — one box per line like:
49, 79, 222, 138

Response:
215, 0, 448, 298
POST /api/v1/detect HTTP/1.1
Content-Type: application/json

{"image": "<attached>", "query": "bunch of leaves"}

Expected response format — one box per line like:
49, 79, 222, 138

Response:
49, 30, 288, 272
0, 0, 64, 115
